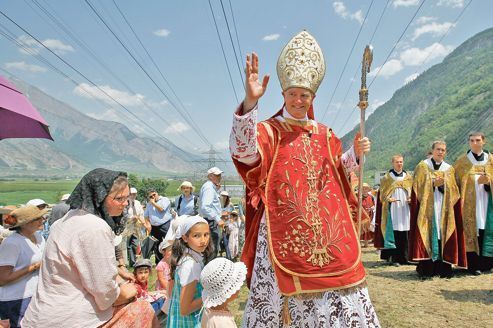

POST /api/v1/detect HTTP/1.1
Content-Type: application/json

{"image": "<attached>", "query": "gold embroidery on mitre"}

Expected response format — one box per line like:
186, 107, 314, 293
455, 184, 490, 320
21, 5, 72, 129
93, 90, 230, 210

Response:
277, 30, 326, 94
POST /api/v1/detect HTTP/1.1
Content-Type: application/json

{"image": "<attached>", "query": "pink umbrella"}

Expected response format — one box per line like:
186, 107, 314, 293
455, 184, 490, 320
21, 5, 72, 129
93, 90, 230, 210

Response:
0, 75, 53, 140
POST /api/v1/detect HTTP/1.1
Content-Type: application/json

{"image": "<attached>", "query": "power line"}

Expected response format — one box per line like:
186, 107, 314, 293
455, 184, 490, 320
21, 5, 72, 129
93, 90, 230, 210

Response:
110, 0, 212, 148
0, 9, 192, 157
227, 0, 244, 72
207, 0, 239, 103
320, 0, 375, 123
27, 0, 201, 150
333, 0, 390, 130
83, 0, 212, 148
219, 0, 244, 86
367, 0, 427, 88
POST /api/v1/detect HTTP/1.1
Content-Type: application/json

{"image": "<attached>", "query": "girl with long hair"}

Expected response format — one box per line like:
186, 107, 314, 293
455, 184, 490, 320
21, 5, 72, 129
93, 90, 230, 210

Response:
167, 216, 213, 327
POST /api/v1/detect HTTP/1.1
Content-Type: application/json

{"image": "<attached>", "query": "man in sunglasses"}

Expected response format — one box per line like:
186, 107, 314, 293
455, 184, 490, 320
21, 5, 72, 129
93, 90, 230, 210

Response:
144, 189, 173, 263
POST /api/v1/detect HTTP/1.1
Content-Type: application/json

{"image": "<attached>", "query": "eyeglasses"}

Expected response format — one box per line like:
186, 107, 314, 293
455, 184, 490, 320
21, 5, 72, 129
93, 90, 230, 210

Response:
113, 196, 130, 203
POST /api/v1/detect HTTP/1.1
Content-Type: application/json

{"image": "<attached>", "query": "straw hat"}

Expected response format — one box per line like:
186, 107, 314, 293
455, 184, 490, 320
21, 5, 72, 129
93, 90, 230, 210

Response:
178, 181, 195, 192
200, 258, 247, 308
4, 205, 48, 229
60, 194, 71, 201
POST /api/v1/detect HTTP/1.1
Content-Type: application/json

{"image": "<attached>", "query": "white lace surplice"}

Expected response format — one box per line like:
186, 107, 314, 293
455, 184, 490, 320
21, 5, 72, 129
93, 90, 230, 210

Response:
230, 107, 380, 328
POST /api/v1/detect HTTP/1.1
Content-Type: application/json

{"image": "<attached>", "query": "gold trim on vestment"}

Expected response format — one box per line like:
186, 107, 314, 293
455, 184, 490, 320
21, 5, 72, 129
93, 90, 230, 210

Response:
379, 172, 413, 239
454, 154, 493, 253
265, 122, 361, 278
412, 161, 459, 258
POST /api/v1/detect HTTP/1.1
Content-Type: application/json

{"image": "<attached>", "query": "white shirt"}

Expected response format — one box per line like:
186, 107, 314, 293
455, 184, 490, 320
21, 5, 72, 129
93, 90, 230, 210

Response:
467, 151, 489, 232
0, 231, 45, 301
389, 171, 411, 231
177, 249, 204, 287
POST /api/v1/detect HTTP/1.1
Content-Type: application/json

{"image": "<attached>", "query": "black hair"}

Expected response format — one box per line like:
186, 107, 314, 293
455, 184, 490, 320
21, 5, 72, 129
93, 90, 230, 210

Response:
169, 225, 215, 278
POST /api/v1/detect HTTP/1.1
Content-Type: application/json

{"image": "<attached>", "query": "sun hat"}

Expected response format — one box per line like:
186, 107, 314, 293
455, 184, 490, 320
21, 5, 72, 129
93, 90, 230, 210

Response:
130, 187, 138, 194
200, 258, 247, 308
0, 205, 16, 215
4, 205, 49, 229
174, 215, 208, 239
207, 167, 223, 175
26, 199, 48, 207
178, 181, 195, 192
60, 193, 71, 201
158, 239, 172, 253
134, 258, 152, 269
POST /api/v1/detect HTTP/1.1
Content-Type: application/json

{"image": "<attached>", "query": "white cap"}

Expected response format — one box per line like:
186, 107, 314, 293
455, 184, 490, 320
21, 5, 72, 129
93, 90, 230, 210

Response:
158, 240, 172, 253
26, 199, 47, 207
220, 191, 229, 197
60, 193, 71, 201
207, 167, 223, 175
175, 215, 208, 239
130, 187, 138, 194
200, 258, 247, 308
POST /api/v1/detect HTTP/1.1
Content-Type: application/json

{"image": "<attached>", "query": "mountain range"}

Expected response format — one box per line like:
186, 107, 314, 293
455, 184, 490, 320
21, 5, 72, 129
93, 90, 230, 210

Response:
0, 79, 201, 176
342, 27, 493, 175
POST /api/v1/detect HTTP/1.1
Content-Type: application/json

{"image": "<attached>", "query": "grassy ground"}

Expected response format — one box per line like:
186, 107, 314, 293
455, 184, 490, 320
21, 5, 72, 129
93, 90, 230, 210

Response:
199, 247, 493, 327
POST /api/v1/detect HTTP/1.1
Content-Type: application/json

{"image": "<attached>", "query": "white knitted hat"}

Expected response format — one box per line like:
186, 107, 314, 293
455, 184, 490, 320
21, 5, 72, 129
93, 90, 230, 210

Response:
200, 258, 247, 308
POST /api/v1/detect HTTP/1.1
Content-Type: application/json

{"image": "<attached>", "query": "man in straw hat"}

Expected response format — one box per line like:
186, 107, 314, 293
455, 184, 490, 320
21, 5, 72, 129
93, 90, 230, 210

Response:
229, 31, 379, 326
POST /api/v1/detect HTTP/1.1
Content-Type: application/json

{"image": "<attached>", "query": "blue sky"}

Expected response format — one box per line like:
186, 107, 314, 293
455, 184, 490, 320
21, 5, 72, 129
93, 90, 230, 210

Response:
1, 0, 492, 165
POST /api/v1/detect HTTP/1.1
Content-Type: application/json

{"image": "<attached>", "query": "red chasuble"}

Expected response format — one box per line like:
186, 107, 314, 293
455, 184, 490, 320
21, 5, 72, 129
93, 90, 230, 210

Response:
233, 113, 367, 296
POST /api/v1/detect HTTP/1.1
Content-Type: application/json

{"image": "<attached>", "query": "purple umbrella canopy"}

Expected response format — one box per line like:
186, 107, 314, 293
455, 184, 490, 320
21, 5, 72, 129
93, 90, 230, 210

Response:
0, 75, 53, 140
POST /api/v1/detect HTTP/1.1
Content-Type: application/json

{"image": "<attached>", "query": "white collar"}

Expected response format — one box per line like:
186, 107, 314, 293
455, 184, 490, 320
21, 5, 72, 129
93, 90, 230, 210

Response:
282, 107, 308, 121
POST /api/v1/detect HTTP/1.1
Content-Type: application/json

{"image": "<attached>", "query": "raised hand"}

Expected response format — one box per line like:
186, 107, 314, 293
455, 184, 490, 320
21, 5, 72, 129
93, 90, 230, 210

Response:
243, 52, 270, 113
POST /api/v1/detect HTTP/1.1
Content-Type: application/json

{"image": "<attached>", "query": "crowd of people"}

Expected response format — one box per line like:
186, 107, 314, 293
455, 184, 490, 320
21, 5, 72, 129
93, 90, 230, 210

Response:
0, 167, 247, 328
0, 30, 491, 328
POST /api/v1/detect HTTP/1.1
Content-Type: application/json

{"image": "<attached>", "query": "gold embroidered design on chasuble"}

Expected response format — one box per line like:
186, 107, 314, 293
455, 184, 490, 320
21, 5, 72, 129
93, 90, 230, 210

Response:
275, 133, 348, 268
454, 155, 493, 253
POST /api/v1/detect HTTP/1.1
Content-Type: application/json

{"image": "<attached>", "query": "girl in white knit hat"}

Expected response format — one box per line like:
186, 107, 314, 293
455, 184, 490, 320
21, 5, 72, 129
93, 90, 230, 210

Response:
200, 258, 247, 327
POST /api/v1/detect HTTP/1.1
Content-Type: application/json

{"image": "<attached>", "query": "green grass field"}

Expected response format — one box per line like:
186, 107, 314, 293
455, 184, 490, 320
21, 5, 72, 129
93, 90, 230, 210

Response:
0, 178, 242, 206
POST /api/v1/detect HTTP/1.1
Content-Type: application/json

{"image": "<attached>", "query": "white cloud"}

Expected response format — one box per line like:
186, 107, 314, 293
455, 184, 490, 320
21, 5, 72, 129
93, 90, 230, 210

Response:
42, 39, 74, 54
262, 34, 280, 41
416, 16, 437, 25
213, 140, 229, 151
15, 35, 74, 55
368, 43, 453, 79
369, 99, 386, 113
400, 43, 453, 66
351, 10, 364, 25
392, 0, 419, 7
165, 122, 190, 134
4, 61, 46, 73
332, 2, 364, 25
369, 59, 403, 78
437, 0, 464, 8
404, 73, 419, 84
73, 83, 145, 107
412, 22, 455, 41
153, 29, 171, 37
